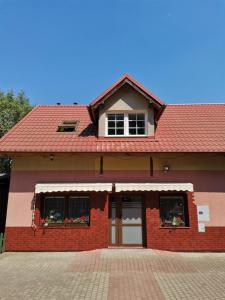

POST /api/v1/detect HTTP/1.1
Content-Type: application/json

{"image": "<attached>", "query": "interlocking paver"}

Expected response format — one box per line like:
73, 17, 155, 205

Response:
0, 249, 225, 299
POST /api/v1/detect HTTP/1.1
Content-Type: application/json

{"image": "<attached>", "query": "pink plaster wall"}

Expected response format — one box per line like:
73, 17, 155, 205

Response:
6, 192, 34, 227
194, 192, 225, 226
6, 169, 225, 227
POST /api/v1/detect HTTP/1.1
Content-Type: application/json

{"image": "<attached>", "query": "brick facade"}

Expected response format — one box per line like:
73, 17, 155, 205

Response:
5, 192, 109, 251
5, 191, 225, 251
146, 192, 225, 251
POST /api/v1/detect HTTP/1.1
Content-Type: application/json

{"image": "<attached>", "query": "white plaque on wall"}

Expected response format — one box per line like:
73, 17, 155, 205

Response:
197, 205, 210, 222
198, 223, 205, 232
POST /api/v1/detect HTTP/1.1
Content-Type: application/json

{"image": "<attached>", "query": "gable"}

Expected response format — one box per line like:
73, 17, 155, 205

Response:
101, 84, 150, 111
90, 73, 164, 122
89, 74, 164, 137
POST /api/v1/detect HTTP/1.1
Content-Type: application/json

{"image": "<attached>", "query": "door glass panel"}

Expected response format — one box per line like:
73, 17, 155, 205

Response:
122, 197, 142, 224
111, 200, 116, 224
109, 196, 143, 246
122, 226, 142, 244
111, 226, 116, 244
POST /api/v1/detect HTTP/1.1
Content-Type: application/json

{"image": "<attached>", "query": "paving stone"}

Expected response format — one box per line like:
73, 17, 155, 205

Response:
0, 250, 225, 299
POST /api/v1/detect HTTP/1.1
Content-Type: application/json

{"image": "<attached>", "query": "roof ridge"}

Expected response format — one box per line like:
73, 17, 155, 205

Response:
168, 103, 225, 106
0, 105, 39, 145
36, 104, 88, 107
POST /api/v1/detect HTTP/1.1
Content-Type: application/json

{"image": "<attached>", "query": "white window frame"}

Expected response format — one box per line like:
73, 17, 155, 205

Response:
106, 111, 148, 137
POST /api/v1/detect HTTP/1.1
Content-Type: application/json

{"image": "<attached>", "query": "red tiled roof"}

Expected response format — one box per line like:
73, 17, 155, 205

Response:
0, 103, 225, 153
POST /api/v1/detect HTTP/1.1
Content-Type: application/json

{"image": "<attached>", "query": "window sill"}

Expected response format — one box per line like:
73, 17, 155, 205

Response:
160, 226, 190, 229
105, 135, 148, 138
41, 223, 89, 229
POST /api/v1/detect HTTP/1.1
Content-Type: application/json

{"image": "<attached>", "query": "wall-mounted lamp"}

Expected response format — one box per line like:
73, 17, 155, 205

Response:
49, 154, 55, 161
163, 165, 170, 173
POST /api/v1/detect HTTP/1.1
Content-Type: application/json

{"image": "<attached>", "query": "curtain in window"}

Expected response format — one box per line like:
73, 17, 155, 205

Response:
68, 197, 89, 224
160, 195, 188, 227
43, 196, 65, 222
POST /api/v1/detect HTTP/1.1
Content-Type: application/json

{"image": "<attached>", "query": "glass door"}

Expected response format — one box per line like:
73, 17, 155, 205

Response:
121, 196, 143, 245
109, 195, 144, 246
110, 198, 117, 245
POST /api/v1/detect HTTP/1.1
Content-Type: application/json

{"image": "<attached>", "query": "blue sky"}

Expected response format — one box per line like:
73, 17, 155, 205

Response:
0, 0, 225, 105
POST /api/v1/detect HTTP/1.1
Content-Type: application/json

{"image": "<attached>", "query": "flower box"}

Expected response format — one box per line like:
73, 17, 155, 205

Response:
65, 223, 88, 227
41, 222, 89, 228
44, 223, 64, 227
40, 217, 89, 228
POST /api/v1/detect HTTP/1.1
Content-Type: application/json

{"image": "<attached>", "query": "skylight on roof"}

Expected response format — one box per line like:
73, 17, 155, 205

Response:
57, 120, 79, 132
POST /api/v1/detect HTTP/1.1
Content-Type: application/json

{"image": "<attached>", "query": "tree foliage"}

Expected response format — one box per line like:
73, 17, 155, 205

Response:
0, 90, 32, 173
0, 157, 11, 173
0, 90, 32, 138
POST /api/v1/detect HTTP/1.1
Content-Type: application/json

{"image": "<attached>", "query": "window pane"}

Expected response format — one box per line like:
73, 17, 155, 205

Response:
137, 128, 145, 134
129, 121, 136, 127
108, 121, 115, 127
43, 197, 65, 222
122, 198, 142, 224
137, 121, 145, 127
108, 128, 115, 135
116, 114, 124, 120
108, 114, 115, 120
128, 114, 136, 120
122, 226, 142, 244
111, 226, 116, 244
116, 121, 124, 127
117, 128, 124, 135
129, 128, 136, 135
68, 197, 89, 224
137, 114, 145, 120
160, 195, 187, 227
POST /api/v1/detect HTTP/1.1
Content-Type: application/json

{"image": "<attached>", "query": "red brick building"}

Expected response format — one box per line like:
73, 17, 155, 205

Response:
0, 74, 225, 251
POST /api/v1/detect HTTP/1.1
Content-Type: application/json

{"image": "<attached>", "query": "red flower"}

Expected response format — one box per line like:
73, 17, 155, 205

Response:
80, 216, 85, 220
40, 218, 45, 224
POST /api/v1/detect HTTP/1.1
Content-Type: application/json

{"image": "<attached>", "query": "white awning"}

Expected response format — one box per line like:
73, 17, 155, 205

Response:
115, 183, 193, 192
35, 183, 112, 194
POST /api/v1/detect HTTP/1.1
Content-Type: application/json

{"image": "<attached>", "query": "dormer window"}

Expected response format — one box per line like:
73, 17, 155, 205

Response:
90, 74, 164, 137
107, 113, 146, 136
108, 114, 124, 135
128, 113, 145, 135
57, 120, 79, 132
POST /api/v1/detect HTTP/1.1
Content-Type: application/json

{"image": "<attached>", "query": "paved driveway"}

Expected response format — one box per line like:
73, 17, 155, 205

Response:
0, 249, 225, 300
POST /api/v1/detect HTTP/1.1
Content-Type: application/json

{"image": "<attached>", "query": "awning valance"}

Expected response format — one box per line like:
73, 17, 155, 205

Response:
115, 183, 193, 192
35, 183, 112, 194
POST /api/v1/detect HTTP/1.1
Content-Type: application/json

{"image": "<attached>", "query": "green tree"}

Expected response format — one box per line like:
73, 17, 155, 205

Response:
0, 90, 32, 173
0, 90, 32, 137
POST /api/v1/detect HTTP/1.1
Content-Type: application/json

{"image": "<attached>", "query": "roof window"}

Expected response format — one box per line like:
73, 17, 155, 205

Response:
57, 120, 79, 132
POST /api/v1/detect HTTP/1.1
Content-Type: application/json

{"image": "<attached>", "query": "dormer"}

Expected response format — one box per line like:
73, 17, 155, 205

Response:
89, 74, 165, 137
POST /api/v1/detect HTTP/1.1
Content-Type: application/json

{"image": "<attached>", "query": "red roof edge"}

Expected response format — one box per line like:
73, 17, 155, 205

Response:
0, 106, 39, 145
155, 104, 166, 126
90, 73, 165, 108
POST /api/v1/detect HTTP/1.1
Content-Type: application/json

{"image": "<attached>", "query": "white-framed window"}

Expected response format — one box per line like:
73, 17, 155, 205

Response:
107, 114, 125, 136
106, 112, 147, 136
128, 113, 145, 135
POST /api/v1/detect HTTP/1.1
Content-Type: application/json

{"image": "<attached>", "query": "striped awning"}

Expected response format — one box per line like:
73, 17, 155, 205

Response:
35, 183, 112, 194
115, 183, 193, 192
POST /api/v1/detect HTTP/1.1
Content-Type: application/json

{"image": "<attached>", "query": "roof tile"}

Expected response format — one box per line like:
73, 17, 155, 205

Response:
0, 104, 225, 153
